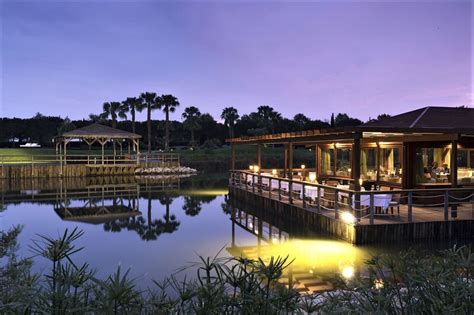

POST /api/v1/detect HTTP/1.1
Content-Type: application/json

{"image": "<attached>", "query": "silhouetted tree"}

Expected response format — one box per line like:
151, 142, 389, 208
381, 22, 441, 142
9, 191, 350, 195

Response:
160, 94, 180, 151
182, 106, 201, 148
221, 107, 239, 138
139, 92, 161, 152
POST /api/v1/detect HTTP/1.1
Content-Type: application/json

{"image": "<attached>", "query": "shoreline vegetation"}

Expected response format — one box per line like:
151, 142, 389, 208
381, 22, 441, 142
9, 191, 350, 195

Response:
1, 226, 473, 314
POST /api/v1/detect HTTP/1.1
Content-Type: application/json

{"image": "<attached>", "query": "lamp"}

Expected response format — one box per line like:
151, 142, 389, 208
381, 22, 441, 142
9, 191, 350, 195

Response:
309, 172, 317, 183
340, 211, 356, 225
253, 165, 260, 173
249, 165, 254, 171
359, 178, 363, 186
272, 169, 277, 176
301, 164, 306, 170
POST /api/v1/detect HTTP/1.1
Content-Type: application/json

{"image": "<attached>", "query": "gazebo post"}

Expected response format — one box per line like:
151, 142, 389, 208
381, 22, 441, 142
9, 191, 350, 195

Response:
113, 139, 116, 165
63, 139, 67, 165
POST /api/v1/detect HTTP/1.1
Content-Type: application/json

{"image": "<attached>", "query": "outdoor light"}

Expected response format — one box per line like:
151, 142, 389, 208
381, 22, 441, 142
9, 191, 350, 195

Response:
272, 169, 277, 176
301, 164, 306, 169
341, 211, 356, 224
348, 168, 352, 173
341, 266, 355, 279
374, 279, 384, 289
253, 165, 260, 173
249, 165, 254, 171
309, 172, 317, 183
359, 178, 363, 186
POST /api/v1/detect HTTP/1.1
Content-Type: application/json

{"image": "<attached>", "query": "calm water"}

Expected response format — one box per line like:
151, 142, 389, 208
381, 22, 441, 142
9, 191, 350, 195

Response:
0, 173, 468, 292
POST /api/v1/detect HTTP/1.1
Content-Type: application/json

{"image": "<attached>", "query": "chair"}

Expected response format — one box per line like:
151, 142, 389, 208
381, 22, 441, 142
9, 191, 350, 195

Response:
388, 187, 401, 215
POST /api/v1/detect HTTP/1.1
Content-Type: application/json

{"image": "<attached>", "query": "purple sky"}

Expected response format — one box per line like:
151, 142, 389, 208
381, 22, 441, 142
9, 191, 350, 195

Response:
1, 1, 472, 122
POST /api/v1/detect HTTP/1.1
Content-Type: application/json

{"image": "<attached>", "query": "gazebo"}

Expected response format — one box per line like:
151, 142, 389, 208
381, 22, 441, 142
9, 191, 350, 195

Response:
54, 123, 141, 165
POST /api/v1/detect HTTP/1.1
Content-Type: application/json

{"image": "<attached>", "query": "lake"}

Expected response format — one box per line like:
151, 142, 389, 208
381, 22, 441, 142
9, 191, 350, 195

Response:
0, 173, 467, 293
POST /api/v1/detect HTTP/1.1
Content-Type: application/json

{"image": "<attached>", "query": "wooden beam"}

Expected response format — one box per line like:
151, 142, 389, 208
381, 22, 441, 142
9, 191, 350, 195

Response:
352, 135, 361, 191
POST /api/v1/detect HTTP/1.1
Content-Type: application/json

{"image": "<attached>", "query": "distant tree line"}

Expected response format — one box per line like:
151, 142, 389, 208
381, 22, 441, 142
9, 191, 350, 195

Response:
1, 92, 380, 150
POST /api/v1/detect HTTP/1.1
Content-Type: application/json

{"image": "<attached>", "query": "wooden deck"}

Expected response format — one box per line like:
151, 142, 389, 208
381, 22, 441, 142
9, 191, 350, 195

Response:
229, 180, 474, 244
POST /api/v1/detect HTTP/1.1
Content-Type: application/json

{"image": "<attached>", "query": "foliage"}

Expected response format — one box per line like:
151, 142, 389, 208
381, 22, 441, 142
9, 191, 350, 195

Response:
1, 226, 474, 313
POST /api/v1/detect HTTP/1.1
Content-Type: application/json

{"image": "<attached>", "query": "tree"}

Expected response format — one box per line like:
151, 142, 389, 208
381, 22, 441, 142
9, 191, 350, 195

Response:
256, 105, 282, 133
334, 113, 363, 127
293, 113, 311, 130
182, 106, 202, 148
139, 92, 161, 153
330, 113, 335, 128
57, 117, 76, 135
122, 97, 143, 134
160, 94, 180, 151
102, 102, 127, 128
221, 107, 239, 138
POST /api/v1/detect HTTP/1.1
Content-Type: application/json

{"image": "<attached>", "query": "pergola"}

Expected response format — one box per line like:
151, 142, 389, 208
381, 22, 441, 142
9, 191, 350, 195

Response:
54, 123, 141, 165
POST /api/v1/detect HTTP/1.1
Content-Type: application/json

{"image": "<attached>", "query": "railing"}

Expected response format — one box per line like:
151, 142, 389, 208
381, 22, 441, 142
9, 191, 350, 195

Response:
0, 153, 180, 167
229, 170, 474, 225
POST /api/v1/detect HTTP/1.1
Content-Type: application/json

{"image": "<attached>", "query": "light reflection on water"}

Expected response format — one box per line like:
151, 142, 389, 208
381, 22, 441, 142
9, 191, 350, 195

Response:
0, 174, 469, 291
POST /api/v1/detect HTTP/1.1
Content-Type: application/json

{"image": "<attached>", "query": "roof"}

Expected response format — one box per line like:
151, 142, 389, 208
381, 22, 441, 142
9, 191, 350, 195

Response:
360, 106, 474, 132
60, 123, 141, 139
227, 106, 474, 144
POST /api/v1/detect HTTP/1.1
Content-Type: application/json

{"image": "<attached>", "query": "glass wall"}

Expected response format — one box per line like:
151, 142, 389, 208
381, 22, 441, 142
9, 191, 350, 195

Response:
379, 147, 402, 184
320, 147, 334, 176
361, 148, 377, 181
415, 147, 451, 184
458, 149, 474, 185
336, 147, 352, 177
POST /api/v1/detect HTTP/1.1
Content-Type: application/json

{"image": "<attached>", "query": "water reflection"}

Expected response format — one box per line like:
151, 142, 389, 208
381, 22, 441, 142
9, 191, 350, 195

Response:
227, 202, 365, 293
1, 174, 471, 292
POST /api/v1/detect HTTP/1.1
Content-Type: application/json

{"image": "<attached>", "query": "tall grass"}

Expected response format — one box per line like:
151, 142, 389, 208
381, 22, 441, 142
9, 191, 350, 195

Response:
1, 226, 473, 314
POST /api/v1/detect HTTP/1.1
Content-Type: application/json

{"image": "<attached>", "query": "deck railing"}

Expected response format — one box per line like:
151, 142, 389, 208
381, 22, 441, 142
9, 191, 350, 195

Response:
229, 170, 474, 225
0, 153, 180, 167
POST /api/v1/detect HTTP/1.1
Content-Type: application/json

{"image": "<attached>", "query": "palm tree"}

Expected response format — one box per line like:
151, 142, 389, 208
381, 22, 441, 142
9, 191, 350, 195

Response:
139, 92, 161, 152
256, 105, 282, 134
102, 101, 127, 128
122, 97, 142, 134
221, 107, 239, 138
160, 94, 180, 151
182, 106, 201, 148
182, 196, 202, 216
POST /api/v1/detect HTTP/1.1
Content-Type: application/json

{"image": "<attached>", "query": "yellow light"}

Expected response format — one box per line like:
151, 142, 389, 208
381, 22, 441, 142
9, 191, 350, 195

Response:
341, 211, 356, 224
374, 279, 384, 289
249, 165, 254, 171
348, 168, 352, 173
253, 165, 260, 173
301, 164, 306, 169
309, 172, 317, 183
342, 266, 354, 279
272, 169, 277, 176
358, 178, 363, 186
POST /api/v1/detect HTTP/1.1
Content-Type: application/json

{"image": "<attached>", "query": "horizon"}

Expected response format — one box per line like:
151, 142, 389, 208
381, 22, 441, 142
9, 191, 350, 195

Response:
1, 1, 473, 121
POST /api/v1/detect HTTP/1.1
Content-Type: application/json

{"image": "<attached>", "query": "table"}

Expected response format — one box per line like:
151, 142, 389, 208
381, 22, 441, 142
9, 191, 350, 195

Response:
300, 185, 324, 200
352, 193, 392, 211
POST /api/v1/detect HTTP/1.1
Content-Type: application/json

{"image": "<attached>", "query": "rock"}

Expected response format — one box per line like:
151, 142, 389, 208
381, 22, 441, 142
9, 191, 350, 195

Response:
134, 165, 197, 175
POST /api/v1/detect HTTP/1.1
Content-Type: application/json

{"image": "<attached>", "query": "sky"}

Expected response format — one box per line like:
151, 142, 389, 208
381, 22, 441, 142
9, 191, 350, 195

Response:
1, 0, 472, 123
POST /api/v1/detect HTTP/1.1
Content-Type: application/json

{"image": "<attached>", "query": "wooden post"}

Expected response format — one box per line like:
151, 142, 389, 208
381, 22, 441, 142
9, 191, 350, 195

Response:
231, 144, 236, 170
288, 143, 293, 180
284, 144, 288, 178
257, 143, 262, 175
450, 139, 458, 218
408, 191, 413, 223
101, 141, 105, 165
352, 134, 361, 218
63, 140, 67, 165
315, 144, 319, 176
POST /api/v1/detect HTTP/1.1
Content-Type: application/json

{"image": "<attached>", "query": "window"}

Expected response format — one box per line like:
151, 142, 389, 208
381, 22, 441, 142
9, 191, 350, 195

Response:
415, 147, 451, 185
379, 147, 402, 184
336, 147, 352, 177
458, 149, 474, 185
361, 148, 377, 180
320, 147, 334, 176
